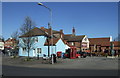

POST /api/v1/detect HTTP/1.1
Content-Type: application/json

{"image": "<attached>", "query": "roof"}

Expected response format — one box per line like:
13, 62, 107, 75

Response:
5, 38, 16, 42
44, 38, 60, 46
40, 27, 61, 34
89, 37, 110, 46
19, 27, 48, 38
112, 41, 120, 47
64, 34, 85, 42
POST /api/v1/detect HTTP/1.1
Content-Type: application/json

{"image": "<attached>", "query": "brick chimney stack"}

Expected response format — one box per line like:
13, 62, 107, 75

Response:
72, 26, 75, 36
60, 29, 64, 38
60, 29, 63, 33
49, 28, 52, 36
40, 27, 45, 30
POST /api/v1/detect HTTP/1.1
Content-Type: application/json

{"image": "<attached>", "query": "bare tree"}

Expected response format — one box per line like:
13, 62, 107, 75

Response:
20, 16, 36, 35
11, 30, 19, 46
19, 16, 36, 60
11, 30, 19, 41
11, 30, 20, 56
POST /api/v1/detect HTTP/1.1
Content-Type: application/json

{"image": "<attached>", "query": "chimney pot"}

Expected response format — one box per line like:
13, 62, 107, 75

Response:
40, 27, 44, 29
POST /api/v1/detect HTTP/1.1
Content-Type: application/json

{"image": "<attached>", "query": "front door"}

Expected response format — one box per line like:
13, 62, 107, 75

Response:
33, 49, 37, 57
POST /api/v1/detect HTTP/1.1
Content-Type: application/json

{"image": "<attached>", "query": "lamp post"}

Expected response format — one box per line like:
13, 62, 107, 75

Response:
38, 2, 54, 64
38, 3, 52, 29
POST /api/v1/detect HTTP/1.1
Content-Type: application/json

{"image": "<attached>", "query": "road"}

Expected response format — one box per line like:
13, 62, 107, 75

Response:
2, 56, 119, 76
2, 65, 118, 76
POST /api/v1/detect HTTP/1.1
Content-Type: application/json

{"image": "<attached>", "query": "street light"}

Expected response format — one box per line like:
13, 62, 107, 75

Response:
38, 2, 52, 28
38, 2, 54, 64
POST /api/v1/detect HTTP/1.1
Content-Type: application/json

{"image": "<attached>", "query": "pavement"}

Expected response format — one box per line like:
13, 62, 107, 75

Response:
1, 55, 119, 76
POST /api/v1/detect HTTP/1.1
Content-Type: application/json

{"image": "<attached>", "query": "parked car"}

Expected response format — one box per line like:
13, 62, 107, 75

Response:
81, 52, 87, 58
76, 51, 81, 58
76, 51, 87, 58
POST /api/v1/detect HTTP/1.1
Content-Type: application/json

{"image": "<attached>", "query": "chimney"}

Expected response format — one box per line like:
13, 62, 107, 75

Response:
110, 36, 112, 42
48, 28, 52, 36
40, 27, 44, 29
60, 29, 63, 33
60, 29, 63, 38
72, 26, 75, 36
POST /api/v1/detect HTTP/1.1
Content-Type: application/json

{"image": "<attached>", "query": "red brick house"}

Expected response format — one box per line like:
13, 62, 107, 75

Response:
63, 27, 89, 52
4, 38, 17, 49
89, 37, 111, 53
111, 41, 120, 56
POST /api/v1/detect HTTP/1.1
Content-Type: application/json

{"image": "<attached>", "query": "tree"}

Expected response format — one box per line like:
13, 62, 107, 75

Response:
19, 16, 36, 60
11, 30, 20, 56
20, 16, 36, 35
11, 30, 19, 41
11, 30, 19, 46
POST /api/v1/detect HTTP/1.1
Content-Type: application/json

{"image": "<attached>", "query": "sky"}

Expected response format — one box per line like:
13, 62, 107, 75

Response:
2, 2, 118, 40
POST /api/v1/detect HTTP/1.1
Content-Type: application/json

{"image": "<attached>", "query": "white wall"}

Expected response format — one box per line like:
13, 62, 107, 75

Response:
82, 35, 89, 48
0, 42, 4, 50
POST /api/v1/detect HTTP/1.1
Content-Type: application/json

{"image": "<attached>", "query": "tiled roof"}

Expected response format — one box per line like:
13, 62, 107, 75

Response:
5, 38, 16, 42
64, 34, 85, 42
112, 41, 120, 47
40, 27, 61, 34
89, 37, 110, 46
19, 27, 48, 38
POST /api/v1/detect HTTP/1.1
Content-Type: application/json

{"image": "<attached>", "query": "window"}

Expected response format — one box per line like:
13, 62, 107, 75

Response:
82, 43, 87, 47
0, 46, 2, 48
84, 38, 87, 41
22, 38, 27, 44
71, 42, 74, 46
22, 47, 26, 53
33, 49, 36, 56
34, 37, 38, 42
37, 48, 41, 53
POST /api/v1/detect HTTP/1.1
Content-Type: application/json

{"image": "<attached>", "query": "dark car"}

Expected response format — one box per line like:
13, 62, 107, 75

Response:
76, 51, 87, 58
81, 52, 87, 58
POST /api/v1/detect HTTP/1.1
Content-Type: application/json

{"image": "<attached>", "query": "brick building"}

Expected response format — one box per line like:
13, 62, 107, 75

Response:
111, 41, 120, 56
63, 27, 89, 52
89, 37, 111, 53
4, 38, 17, 49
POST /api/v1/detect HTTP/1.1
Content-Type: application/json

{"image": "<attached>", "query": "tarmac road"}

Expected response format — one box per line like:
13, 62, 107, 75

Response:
2, 56, 119, 76
2, 65, 118, 76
